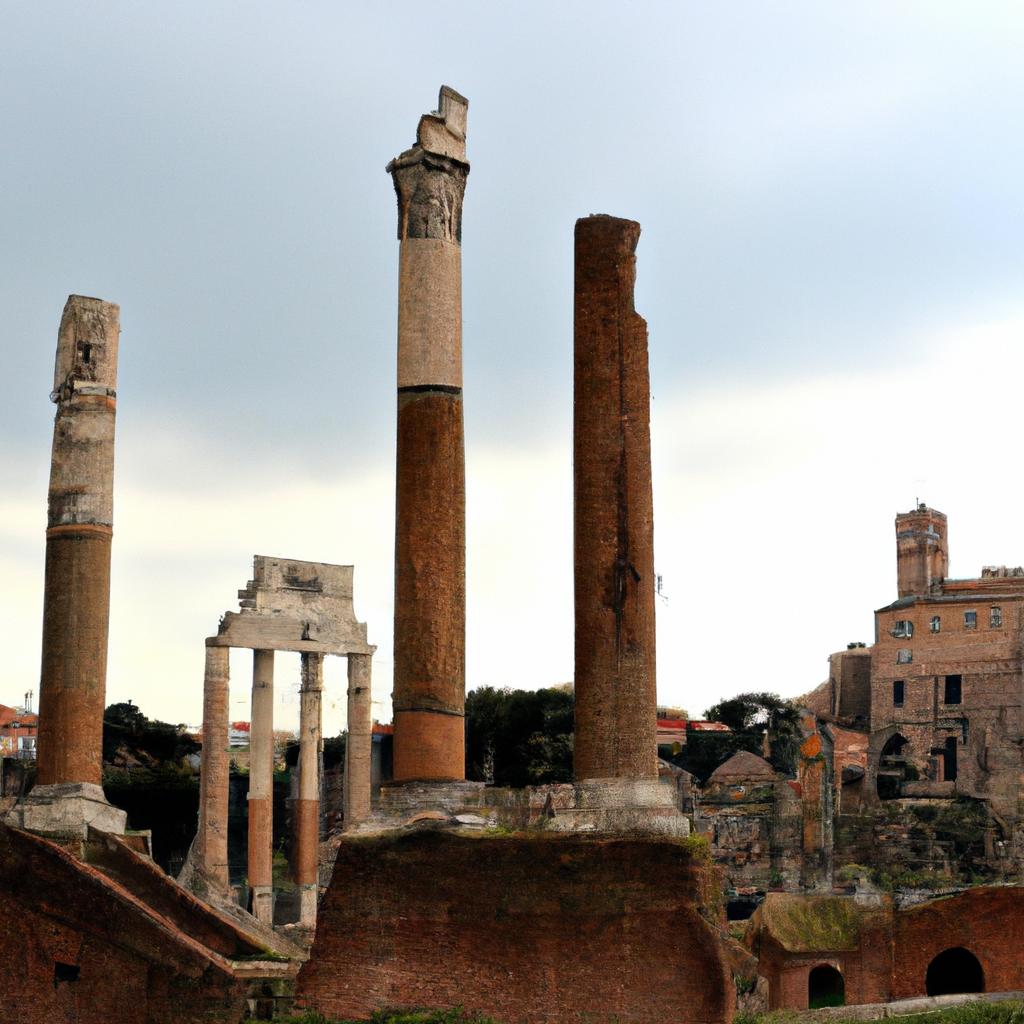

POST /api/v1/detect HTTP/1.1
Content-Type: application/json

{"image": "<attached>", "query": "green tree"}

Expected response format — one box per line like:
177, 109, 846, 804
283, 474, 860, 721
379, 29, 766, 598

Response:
465, 686, 574, 787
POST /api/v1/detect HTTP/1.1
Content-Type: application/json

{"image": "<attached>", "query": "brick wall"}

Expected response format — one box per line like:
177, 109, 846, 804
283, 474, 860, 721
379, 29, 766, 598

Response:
892, 886, 1024, 998
298, 829, 733, 1024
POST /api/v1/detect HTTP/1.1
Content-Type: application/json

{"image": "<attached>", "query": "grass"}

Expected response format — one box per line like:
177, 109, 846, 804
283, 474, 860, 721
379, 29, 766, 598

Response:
735, 999, 1024, 1024
280, 1010, 500, 1024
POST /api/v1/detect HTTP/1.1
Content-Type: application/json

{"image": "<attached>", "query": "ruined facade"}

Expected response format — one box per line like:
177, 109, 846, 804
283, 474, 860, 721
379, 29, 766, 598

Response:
388, 86, 469, 783
189, 555, 374, 927
869, 505, 1024, 820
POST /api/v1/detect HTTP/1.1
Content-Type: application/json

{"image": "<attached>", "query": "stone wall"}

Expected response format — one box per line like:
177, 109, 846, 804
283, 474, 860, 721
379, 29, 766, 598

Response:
297, 828, 733, 1024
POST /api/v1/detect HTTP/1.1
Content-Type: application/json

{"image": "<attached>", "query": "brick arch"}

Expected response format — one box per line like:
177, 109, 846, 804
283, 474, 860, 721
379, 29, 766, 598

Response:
893, 887, 1024, 998
866, 725, 911, 802
808, 963, 845, 1008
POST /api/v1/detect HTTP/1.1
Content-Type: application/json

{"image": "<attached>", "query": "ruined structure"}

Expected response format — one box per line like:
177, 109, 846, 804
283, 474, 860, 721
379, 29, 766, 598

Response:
573, 215, 657, 783
189, 556, 374, 927
747, 886, 1024, 1010
387, 86, 469, 783
869, 504, 1024, 820
7, 296, 127, 838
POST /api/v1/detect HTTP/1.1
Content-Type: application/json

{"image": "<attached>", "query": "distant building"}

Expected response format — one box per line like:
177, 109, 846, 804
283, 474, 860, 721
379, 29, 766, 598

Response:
0, 704, 38, 760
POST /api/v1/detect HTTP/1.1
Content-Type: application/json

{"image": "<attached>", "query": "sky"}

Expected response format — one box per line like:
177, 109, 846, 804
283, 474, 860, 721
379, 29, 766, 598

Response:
2, 2, 1023, 734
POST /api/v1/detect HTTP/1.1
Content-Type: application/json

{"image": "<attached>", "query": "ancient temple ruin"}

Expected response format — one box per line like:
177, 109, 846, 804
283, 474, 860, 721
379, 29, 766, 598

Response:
188, 555, 374, 927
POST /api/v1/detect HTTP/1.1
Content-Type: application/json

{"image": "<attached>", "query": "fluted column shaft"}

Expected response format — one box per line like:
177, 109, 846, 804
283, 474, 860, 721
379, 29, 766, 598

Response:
344, 654, 373, 827
248, 649, 275, 923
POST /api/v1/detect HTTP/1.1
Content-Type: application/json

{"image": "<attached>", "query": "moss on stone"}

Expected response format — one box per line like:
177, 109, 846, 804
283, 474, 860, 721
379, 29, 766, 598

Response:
759, 894, 873, 952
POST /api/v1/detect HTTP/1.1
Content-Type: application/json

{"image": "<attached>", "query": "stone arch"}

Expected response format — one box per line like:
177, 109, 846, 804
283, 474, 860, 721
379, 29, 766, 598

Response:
808, 964, 845, 1008
869, 727, 911, 801
925, 947, 984, 996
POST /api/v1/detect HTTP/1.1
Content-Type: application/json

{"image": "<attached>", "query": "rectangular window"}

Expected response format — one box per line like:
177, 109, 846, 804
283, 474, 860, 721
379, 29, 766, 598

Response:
965, 611, 977, 629
897, 648, 913, 665
930, 616, 941, 633
893, 680, 905, 707
991, 607, 1003, 628
892, 620, 914, 638
944, 674, 962, 705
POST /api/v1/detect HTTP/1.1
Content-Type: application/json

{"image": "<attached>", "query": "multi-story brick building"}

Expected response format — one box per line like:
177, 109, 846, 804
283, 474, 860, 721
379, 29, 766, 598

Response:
867, 504, 1024, 820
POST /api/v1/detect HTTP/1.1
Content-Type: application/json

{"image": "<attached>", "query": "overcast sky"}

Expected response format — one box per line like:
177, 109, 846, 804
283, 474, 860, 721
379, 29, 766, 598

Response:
2, 3, 1023, 733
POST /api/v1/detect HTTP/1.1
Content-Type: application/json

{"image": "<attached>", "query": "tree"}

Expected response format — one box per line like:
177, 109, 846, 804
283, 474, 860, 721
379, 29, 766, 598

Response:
670, 692, 802, 783
465, 686, 574, 787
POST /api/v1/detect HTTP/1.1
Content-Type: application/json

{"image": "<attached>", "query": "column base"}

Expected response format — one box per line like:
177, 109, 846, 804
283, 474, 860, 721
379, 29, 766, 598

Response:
548, 778, 690, 836
299, 884, 318, 928
5, 782, 127, 839
250, 884, 274, 925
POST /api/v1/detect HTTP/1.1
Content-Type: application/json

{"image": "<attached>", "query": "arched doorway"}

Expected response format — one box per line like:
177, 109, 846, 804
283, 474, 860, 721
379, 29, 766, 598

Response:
877, 733, 909, 800
925, 948, 984, 996
808, 964, 845, 1008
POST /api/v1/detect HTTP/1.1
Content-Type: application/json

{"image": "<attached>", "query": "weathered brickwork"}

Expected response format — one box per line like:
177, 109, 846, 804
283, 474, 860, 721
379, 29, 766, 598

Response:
891, 886, 1024, 999
750, 886, 1024, 1009
298, 829, 733, 1024
573, 215, 657, 782
869, 506, 1024, 820
0, 824, 248, 1023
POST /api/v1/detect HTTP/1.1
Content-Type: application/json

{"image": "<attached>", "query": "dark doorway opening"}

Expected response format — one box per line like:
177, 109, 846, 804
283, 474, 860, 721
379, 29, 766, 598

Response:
726, 895, 762, 921
877, 733, 909, 800
926, 948, 984, 996
808, 965, 845, 1008
943, 737, 958, 782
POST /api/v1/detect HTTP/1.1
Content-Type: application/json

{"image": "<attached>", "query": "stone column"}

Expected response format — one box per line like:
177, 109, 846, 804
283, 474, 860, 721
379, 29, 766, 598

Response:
196, 644, 230, 889
344, 653, 373, 828
573, 216, 657, 782
387, 86, 469, 782
248, 649, 275, 923
295, 652, 323, 927
16, 296, 127, 837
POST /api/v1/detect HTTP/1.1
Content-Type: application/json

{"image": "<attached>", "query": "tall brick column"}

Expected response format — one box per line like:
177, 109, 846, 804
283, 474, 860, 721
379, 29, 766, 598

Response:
296, 652, 323, 927
387, 86, 469, 782
196, 644, 230, 889
344, 654, 373, 828
573, 216, 657, 782
248, 649, 275, 923
12, 296, 127, 837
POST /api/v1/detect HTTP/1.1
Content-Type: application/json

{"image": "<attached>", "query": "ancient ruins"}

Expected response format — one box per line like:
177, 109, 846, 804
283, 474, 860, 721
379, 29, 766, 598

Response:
185, 555, 375, 927
4, 83, 1024, 1024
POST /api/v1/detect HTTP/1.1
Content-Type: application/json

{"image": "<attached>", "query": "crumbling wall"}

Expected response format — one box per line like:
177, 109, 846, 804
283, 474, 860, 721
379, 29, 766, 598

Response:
297, 829, 733, 1024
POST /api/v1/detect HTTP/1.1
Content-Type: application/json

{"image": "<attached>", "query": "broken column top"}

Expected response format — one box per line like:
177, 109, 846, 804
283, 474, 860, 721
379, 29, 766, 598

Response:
575, 215, 641, 251
388, 85, 468, 169
387, 86, 470, 243
52, 294, 119, 403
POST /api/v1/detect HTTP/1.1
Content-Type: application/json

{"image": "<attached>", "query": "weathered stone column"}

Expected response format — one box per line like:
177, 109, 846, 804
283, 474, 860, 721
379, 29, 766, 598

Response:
14, 296, 127, 837
248, 649, 275, 923
387, 86, 469, 782
196, 644, 230, 889
295, 652, 323, 927
344, 653, 373, 828
573, 216, 657, 782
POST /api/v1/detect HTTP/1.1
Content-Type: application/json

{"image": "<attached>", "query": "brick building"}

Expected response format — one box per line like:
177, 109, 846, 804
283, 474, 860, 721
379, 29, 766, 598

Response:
868, 504, 1024, 819
0, 704, 38, 760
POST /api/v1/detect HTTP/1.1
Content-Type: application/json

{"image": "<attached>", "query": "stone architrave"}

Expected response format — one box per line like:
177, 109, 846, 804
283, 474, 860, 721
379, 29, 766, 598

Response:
573, 216, 658, 783
387, 86, 469, 782
9, 296, 127, 838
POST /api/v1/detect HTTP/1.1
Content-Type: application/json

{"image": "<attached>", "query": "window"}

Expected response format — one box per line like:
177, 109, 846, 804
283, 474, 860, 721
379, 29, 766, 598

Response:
893, 680, 905, 707
991, 607, 1003, 628
965, 611, 977, 629
892, 620, 914, 638
897, 649, 913, 665
944, 674, 962, 705
930, 616, 941, 634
